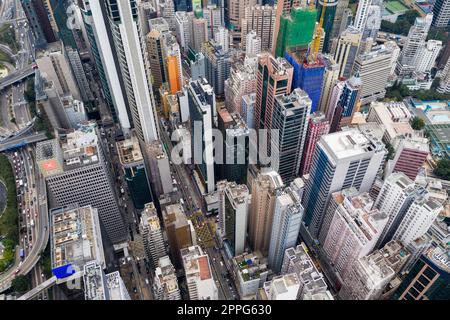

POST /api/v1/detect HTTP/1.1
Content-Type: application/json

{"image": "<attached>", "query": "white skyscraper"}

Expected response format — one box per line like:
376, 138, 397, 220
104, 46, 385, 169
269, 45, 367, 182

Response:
153, 256, 181, 300
438, 57, 450, 93
106, 0, 159, 143
353, 0, 372, 32
214, 26, 230, 52
414, 40, 443, 73
175, 11, 194, 51
302, 128, 387, 238
140, 203, 167, 268
268, 187, 304, 273
245, 30, 261, 56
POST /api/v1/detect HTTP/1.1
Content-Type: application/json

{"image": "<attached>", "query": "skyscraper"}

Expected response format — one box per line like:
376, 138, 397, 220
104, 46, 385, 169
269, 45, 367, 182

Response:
332, 26, 362, 78
152, 256, 181, 300
202, 40, 230, 97
246, 30, 262, 56
140, 203, 167, 269
36, 123, 127, 244
175, 11, 194, 51
254, 53, 293, 130
268, 186, 304, 273
165, 35, 183, 94
192, 17, 209, 53
147, 28, 168, 91
106, 0, 159, 143
438, 56, 450, 93
241, 5, 276, 52
316, 0, 339, 53
227, 0, 257, 31
432, 0, 450, 28
248, 171, 284, 255
21, 0, 57, 48
272, 0, 303, 54
352, 0, 371, 32
318, 56, 340, 114
302, 128, 387, 238
271, 88, 311, 184
414, 40, 443, 74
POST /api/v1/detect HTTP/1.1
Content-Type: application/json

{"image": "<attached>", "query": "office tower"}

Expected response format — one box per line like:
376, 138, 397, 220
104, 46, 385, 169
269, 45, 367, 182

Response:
187, 79, 216, 193
228, 0, 257, 30
271, 89, 311, 184
165, 35, 183, 94
105, 0, 158, 143
175, 11, 194, 51
318, 56, 339, 114
254, 53, 293, 130
65, 46, 95, 104
331, 74, 362, 131
332, 26, 362, 78
241, 5, 276, 52
173, 0, 191, 11
153, 256, 181, 300
339, 249, 396, 300
438, 57, 450, 93
303, 128, 387, 238
116, 135, 153, 210
414, 40, 443, 74
36, 42, 82, 101
190, 52, 206, 80
163, 203, 195, 269
246, 30, 262, 56
158, 0, 176, 30
232, 252, 269, 298
49, 204, 105, 279
316, 0, 339, 53
241, 93, 256, 129
217, 109, 250, 185
192, 17, 209, 53
432, 0, 450, 27
224, 55, 257, 114
299, 112, 330, 176
204, 4, 223, 39
21, 0, 57, 48
146, 29, 167, 91
330, 0, 349, 39
268, 187, 304, 273
84, 261, 131, 300
202, 40, 230, 97
218, 182, 249, 257
137, 1, 157, 35
140, 203, 166, 269
36, 124, 127, 244
321, 191, 388, 280
181, 245, 219, 300
384, 40, 401, 76
214, 26, 230, 53
385, 134, 430, 181
259, 274, 300, 300
143, 140, 172, 198
352, 45, 393, 105
80, 1, 131, 132
394, 245, 450, 300
281, 243, 331, 300
396, 14, 433, 76
353, 0, 371, 32
274, 7, 316, 58
248, 171, 284, 255
363, 2, 382, 40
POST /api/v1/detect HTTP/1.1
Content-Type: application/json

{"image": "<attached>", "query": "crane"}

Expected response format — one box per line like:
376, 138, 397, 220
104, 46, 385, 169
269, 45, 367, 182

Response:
310, 0, 326, 61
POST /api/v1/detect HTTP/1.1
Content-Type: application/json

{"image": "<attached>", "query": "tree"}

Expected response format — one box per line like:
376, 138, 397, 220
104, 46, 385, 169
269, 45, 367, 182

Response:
411, 117, 425, 130
385, 142, 396, 160
434, 159, 450, 181
12, 275, 29, 293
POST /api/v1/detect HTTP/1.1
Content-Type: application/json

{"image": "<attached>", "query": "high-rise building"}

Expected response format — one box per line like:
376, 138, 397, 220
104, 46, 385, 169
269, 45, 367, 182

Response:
352, 0, 371, 32
227, 0, 257, 31
321, 191, 388, 280
318, 56, 340, 114
158, 0, 176, 30
396, 14, 433, 76
437, 56, 450, 93
281, 243, 331, 299
217, 108, 250, 185
214, 26, 230, 53
192, 17, 209, 53
143, 140, 173, 198
146, 28, 168, 91
21, 0, 57, 48
316, 0, 339, 53
268, 186, 304, 273
299, 112, 330, 176
181, 245, 219, 300
137, 1, 157, 35
432, 0, 450, 28
352, 45, 393, 105
241, 5, 276, 52
218, 182, 249, 257
116, 134, 153, 210
271, 0, 303, 54
175, 11, 194, 51
187, 78, 216, 193
248, 171, 284, 255
271, 88, 311, 184
332, 26, 362, 78
37, 124, 127, 244
231, 252, 269, 298
394, 245, 450, 300
152, 256, 181, 300
163, 202, 195, 269
140, 203, 167, 269
204, 4, 224, 39
165, 35, 183, 94
363, 3, 382, 40
80, 1, 131, 132
202, 40, 230, 97
225, 55, 257, 114
65, 46, 95, 104
106, 0, 159, 143
246, 30, 262, 56
274, 6, 317, 58
241, 93, 256, 129
254, 53, 293, 130
414, 40, 443, 74
49, 204, 105, 279
302, 128, 387, 238
259, 273, 300, 300
330, 0, 350, 40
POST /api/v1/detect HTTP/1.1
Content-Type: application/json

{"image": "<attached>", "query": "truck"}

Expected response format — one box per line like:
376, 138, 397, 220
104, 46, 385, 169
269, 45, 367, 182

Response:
30, 219, 34, 227
19, 179, 23, 187
19, 248, 25, 260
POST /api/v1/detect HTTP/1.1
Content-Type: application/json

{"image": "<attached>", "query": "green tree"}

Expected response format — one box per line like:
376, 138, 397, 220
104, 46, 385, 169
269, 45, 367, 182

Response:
434, 159, 450, 181
411, 117, 425, 130
385, 142, 396, 160
12, 275, 29, 293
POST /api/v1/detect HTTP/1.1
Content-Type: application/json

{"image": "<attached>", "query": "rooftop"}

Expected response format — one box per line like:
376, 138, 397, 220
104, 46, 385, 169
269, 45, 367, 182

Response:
116, 134, 143, 165
233, 252, 268, 283
141, 203, 162, 232
181, 245, 213, 281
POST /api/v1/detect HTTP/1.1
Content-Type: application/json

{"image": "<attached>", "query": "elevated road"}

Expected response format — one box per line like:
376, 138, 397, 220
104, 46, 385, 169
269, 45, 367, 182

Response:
0, 65, 35, 91
0, 131, 47, 152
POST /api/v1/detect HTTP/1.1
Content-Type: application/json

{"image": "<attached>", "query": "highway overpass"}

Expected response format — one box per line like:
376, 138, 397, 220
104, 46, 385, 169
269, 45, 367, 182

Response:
0, 65, 35, 91
0, 131, 47, 152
